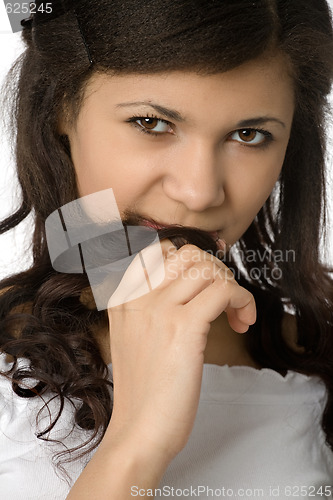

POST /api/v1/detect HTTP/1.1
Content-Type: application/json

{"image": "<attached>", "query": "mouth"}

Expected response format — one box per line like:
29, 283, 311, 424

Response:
140, 219, 172, 231
140, 219, 227, 252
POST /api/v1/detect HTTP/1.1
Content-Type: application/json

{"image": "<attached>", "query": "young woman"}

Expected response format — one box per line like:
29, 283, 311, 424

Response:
0, 0, 333, 498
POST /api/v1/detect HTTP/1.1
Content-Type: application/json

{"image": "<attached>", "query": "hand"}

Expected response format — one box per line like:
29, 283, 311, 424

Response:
106, 240, 256, 462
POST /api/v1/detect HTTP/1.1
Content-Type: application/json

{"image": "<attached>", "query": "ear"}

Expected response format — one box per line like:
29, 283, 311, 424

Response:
56, 97, 72, 136
57, 118, 69, 136
57, 103, 72, 156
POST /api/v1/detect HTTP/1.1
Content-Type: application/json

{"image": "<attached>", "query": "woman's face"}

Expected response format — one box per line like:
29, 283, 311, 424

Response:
62, 54, 294, 247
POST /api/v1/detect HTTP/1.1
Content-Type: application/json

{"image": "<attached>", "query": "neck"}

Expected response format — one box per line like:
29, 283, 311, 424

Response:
203, 313, 261, 368
94, 311, 261, 369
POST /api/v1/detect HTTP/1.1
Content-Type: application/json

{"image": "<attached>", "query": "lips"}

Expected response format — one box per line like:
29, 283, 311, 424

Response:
140, 219, 172, 231
141, 219, 227, 252
209, 231, 220, 241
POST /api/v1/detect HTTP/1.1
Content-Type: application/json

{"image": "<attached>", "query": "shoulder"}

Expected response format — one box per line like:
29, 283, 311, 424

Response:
0, 354, 93, 497
0, 354, 46, 439
0, 354, 82, 435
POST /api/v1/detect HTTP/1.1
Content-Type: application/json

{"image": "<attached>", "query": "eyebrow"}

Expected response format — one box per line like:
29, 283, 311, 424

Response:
116, 101, 185, 122
116, 101, 286, 129
236, 117, 286, 129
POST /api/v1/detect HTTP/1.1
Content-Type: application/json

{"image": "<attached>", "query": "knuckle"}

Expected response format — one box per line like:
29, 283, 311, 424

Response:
178, 244, 200, 255
215, 264, 235, 282
194, 260, 215, 273
239, 284, 253, 298
173, 244, 204, 266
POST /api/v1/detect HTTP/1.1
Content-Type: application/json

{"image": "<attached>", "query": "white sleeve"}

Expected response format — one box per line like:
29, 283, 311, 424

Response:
0, 355, 93, 500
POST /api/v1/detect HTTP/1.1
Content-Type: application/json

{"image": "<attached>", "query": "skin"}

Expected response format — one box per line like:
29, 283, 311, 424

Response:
61, 54, 295, 368
63, 56, 294, 244
65, 55, 296, 499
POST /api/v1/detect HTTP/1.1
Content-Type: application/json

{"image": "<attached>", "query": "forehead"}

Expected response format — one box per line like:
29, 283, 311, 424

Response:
79, 54, 295, 125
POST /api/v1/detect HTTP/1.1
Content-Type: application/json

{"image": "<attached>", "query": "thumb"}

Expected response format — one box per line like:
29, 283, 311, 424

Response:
107, 238, 176, 308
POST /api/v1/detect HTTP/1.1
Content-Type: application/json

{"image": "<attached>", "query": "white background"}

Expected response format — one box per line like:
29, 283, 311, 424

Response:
0, 3, 332, 279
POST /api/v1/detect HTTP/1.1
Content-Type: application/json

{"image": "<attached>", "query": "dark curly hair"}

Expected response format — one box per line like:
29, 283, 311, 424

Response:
1, 0, 333, 469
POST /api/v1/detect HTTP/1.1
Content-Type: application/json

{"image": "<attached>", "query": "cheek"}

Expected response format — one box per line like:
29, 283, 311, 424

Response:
69, 127, 159, 209
228, 152, 285, 221
69, 126, 134, 197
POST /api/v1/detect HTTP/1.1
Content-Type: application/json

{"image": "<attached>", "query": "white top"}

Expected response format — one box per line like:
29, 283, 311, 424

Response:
0, 354, 332, 499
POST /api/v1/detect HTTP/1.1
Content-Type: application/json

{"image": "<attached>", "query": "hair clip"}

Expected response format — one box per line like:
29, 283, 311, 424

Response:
21, 15, 34, 29
74, 9, 94, 65
20, 7, 93, 66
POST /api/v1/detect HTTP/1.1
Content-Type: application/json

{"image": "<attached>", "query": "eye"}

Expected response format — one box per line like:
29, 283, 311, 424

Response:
229, 128, 273, 146
127, 115, 174, 136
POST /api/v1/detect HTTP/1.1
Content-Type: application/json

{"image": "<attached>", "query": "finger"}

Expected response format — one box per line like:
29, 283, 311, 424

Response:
158, 259, 227, 305
139, 242, 224, 294
185, 277, 256, 333
161, 243, 229, 285
165, 243, 226, 270
225, 294, 257, 333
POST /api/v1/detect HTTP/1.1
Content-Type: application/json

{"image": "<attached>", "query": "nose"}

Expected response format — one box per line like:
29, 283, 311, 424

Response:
162, 139, 225, 211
